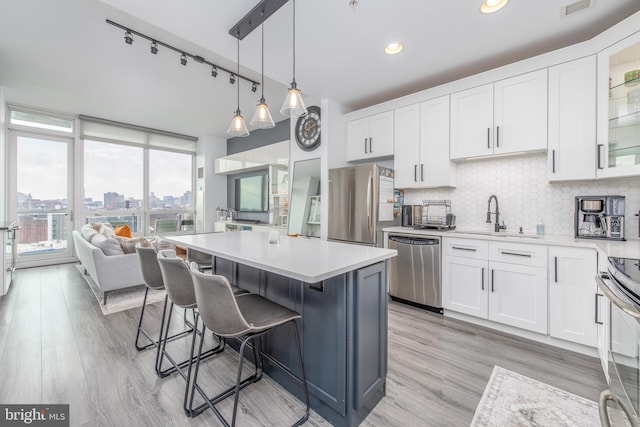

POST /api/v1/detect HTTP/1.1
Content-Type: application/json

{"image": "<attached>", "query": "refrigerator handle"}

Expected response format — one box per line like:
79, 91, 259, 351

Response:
367, 171, 373, 237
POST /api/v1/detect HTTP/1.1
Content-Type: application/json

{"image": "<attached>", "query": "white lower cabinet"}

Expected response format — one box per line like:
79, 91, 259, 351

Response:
548, 246, 598, 347
443, 238, 547, 334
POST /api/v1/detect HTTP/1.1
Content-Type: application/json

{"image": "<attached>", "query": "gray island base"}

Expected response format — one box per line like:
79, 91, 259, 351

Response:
166, 233, 397, 426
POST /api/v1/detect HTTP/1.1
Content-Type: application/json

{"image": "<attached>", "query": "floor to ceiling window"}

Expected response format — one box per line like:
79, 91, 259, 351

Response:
7, 108, 76, 266
6, 106, 197, 268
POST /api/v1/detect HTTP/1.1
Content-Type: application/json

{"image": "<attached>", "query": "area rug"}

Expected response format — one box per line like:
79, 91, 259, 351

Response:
75, 263, 166, 315
470, 366, 599, 427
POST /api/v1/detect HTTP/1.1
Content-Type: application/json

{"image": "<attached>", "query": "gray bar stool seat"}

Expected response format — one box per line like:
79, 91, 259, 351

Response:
187, 248, 213, 272
134, 244, 193, 354
188, 265, 310, 426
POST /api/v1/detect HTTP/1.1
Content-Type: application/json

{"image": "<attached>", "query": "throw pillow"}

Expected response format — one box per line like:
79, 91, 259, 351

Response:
100, 223, 116, 239
91, 221, 111, 232
115, 224, 132, 238
80, 224, 98, 241
116, 236, 150, 254
91, 233, 125, 256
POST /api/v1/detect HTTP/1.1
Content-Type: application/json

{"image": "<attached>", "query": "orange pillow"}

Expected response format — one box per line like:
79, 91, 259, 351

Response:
115, 224, 132, 238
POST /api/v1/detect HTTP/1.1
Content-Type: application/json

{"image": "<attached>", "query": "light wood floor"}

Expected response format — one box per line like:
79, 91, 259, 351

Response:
0, 264, 607, 426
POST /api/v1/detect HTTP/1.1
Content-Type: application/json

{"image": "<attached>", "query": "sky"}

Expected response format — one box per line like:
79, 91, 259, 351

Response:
17, 137, 191, 201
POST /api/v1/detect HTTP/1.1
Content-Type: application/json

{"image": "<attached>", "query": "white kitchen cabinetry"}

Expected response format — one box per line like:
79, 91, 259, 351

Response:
597, 30, 640, 178
548, 56, 597, 182
450, 69, 548, 160
443, 237, 547, 334
548, 246, 598, 346
394, 97, 456, 188
345, 111, 394, 161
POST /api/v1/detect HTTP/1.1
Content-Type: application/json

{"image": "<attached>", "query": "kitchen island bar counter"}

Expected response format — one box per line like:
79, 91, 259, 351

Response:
166, 231, 397, 283
164, 232, 397, 427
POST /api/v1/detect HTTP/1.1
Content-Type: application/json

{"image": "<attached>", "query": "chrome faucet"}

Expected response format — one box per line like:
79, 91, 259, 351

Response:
486, 195, 506, 232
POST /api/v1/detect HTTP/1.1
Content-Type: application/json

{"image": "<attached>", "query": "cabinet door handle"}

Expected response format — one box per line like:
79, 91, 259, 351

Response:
595, 293, 603, 325
452, 246, 476, 252
554, 256, 558, 283
414, 164, 418, 182
364, 138, 368, 154
496, 126, 500, 147
491, 269, 495, 292
552, 149, 556, 173
369, 138, 373, 153
500, 251, 532, 258
420, 164, 424, 182
487, 128, 491, 149
597, 144, 603, 169
481, 267, 485, 290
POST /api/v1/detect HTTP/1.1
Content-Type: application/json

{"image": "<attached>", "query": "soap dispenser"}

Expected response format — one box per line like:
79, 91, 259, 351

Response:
536, 219, 545, 236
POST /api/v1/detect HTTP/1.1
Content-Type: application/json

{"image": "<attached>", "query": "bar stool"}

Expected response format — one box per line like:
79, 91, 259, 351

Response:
134, 244, 193, 353
156, 250, 247, 414
187, 248, 213, 272
188, 264, 310, 426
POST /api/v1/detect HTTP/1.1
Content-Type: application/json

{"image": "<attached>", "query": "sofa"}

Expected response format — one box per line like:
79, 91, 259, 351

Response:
72, 226, 144, 304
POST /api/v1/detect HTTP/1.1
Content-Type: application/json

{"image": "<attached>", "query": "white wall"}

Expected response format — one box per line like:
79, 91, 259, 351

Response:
0, 87, 5, 223
197, 134, 227, 233
402, 153, 640, 240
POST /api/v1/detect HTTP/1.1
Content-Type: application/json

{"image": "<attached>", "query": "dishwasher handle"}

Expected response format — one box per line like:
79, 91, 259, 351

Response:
389, 235, 439, 245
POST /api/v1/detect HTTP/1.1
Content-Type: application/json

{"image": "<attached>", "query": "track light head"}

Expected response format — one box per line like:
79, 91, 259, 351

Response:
251, 83, 258, 93
180, 53, 187, 66
230, 74, 236, 85
211, 66, 218, 78
124, 30, 133, 45
150, 41, 158, 54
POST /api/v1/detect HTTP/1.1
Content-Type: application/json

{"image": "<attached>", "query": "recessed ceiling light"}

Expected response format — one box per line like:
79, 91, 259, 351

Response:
384, 42, 404, 55
480, 0, 509, 14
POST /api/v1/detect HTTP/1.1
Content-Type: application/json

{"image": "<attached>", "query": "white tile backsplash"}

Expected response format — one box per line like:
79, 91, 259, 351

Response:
403, 153, 640, 240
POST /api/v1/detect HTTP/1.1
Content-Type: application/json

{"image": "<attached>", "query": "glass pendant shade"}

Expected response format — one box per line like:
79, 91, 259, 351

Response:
280, 82, 307, 117
227, 110, 249, 137
251, 98, 275, 129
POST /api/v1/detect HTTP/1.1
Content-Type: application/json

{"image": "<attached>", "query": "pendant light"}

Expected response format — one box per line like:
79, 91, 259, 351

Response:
250, 17, 275, 129
227, 34, 250, 137
280, 0, 307, 117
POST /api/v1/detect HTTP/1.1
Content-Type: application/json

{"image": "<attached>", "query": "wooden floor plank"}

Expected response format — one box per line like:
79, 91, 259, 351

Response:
0, 264, 609, 427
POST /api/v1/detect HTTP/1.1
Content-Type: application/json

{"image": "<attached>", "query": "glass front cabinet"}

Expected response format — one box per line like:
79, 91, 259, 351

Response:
598, 30, 640, 178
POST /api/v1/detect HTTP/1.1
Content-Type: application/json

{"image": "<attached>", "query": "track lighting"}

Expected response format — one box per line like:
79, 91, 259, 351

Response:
230, 74, 236, 85
251, 83, 257, 93
106, 19, 259, 88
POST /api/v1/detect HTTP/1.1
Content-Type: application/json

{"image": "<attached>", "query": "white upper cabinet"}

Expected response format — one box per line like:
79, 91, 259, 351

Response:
394, 97, 456, 189
596, 30, 640, 179
548, 56, 597, 182
345, 111, 394, 161
450, 69, 548, 160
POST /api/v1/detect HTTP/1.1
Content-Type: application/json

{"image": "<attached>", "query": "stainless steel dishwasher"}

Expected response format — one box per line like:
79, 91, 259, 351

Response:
388, 233, 442, 313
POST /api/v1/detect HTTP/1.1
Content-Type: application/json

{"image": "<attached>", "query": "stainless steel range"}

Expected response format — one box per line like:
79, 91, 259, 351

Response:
596, 257, 640, 427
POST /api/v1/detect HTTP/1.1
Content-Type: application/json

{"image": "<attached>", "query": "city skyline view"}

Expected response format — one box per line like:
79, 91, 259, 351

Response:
16, 136, 192, 204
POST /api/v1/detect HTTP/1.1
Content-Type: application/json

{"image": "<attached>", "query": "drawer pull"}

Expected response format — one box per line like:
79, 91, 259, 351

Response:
500, 251, 532, 258
491, 269, 495, 292
595, 293, 603, 325
481, 267, 485, 291
452, 246, 476, 252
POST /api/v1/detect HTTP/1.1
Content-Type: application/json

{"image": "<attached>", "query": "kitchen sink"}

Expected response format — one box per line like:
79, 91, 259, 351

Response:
451, 230, 540, 239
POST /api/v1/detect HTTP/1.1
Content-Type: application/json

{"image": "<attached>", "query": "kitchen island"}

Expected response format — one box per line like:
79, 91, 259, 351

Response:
166, 232, 397, 427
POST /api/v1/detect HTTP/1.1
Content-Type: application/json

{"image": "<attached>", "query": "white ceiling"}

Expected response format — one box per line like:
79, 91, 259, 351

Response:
1, 0, 639, 139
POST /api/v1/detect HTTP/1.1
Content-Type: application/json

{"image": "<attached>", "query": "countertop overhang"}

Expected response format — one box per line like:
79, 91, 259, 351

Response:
165, 232, 397, 283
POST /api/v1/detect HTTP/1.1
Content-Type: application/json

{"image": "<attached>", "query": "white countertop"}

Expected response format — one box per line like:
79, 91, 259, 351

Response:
166, 232, 397, 283
383, 226, 640, 259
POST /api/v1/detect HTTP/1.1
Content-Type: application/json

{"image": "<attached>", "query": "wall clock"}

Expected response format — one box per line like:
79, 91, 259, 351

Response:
295, 106, 321, 151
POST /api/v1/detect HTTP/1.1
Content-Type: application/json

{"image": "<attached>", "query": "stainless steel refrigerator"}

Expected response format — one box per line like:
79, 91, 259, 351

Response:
328, 164, 399, 246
